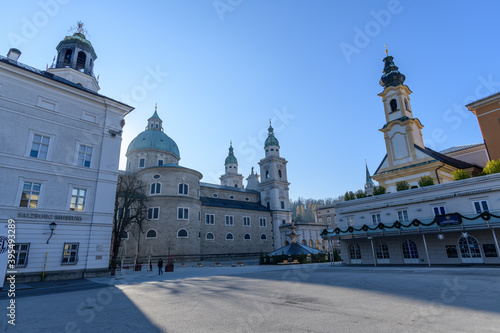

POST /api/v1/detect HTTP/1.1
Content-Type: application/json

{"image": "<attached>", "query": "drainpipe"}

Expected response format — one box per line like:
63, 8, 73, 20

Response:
434, 162, 445, 184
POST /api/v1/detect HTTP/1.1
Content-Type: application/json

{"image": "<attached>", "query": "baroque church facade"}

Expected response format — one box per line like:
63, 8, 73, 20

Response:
119, 112, 292, 261
318, 52, 499, 266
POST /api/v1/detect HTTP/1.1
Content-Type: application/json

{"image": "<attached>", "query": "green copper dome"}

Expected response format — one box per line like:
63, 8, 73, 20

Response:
264, 124, 280, 147
225, 143, 238, 165
126, 110, 180, 158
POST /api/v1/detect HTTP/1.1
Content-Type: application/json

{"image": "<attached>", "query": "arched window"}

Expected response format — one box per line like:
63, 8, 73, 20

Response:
260, 234, 267, 240
301, 239, 306, 245
206, 232, 214, 240
316, 239, 320, 250
265, 170, 269, 179
146, 229, 157, 239
226, 233, 234, 240
244, 233, 251, 240
278, 170, 282, 178
267, 202, 270, 209
76, 51, 86, 71
177, 229, 188, 238
284, 240, 290, 246
458, 235, 481, 258
63, 49, 72, 66
309, 239, 313, 247
402, 240, 419, 259
349, 243, 361, 260
404, 98, 410, 110
178, 183, 188, 195
390, 99, 398, 112
376, 243, 390, 259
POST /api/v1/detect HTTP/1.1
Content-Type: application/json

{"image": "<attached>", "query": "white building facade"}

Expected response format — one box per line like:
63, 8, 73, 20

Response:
0, 30, 132, 282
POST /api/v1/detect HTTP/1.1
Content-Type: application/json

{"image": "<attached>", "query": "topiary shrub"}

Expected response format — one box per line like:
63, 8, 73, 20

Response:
418, 175, 434, 187
373, 185, 386, 195
396, 181, 409, 191
452, 169, 471, 181
483, 159, 500, 175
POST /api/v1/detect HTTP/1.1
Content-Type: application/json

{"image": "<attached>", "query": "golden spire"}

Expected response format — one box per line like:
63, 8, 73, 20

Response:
384, 44, 389, 56
155, 103, 157, 111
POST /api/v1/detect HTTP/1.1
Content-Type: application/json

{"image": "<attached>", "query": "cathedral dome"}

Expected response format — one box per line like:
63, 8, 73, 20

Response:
126, 108, 180, 158
225, 142, 238, 165
126, 130, 180, 158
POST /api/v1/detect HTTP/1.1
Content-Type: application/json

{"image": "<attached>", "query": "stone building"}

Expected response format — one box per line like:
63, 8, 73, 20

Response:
0, 26, 132, 282
119, 112, 292, 262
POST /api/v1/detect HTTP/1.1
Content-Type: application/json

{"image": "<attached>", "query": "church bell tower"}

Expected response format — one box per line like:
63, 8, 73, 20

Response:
258, 121, 292, 249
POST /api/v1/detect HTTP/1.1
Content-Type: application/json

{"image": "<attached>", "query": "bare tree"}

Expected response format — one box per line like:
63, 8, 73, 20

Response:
110, 172, 148, 274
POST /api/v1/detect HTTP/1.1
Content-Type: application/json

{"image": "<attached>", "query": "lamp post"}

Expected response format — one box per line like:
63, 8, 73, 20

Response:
46, 222, 57, 244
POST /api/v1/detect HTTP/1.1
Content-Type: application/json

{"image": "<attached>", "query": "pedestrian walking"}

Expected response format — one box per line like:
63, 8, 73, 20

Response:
158, 258, 163, 275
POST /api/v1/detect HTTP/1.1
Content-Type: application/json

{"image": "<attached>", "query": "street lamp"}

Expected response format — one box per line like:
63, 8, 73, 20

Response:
46, 222, 57, 244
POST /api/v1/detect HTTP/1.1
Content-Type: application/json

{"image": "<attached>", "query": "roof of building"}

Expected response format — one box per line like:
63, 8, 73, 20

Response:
127, 130, 180, 157
374, 144, 482, 176
265, 124, 280, 147
200, 197, 270, 211
439, 143, 484, 155
200, 182, 260, 194
0, 55, 132, 109
225, 143, 238, 165
268, 242, 325, 256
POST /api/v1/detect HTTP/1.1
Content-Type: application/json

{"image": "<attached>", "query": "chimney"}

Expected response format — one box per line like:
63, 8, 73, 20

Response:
7, 48, 21, 62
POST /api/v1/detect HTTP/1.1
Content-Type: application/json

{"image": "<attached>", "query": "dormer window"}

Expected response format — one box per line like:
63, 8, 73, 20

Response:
155, 123, 159, 128
390, 99, 398, 113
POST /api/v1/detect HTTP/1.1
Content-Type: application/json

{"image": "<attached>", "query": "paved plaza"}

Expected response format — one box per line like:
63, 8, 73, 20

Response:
1, 262, 500, 332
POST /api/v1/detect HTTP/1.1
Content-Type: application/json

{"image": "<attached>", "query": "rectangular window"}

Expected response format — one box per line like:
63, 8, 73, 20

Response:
70, 188, 87, 211
19, 182, 41, 208
345, 217, 354, 226
139, 158, 145, 168
259, 218, 267, 227
61, 243, 79, 265
151, 183, 161, 194
13, 243, 30, 268
318, 218, 323, 224
281, 201, 285, 209
30, 134, 50, 159
397, 210, 409, 222
158, 159, 164, 166
483, 244, 498, 257
446, 245, 458, 258
243, 216, 251, 226
118, 208, 131, 219
178, 207, 189, 220
371, 214, 381, 225
205, 214, 215, 225
225, 215, 234, 226
148, 207, 159, 220
472, 200, 489, 214
432, 206, 446, 216
178, 184, 188, 195
77, 144, 93, 167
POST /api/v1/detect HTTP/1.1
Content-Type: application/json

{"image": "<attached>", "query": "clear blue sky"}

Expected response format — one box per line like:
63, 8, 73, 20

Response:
2, 1, 498, 200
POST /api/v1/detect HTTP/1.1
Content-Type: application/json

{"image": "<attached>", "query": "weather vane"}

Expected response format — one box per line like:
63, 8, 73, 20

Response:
155, 103, 157, 111
69, 21, 88, 37
384, 44, 389, 56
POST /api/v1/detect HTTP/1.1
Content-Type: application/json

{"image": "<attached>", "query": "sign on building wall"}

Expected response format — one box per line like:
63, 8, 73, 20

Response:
436, 213, 462, 226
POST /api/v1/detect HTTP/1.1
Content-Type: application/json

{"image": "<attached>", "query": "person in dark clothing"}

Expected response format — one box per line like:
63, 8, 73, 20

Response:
158, 258, 163, 275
